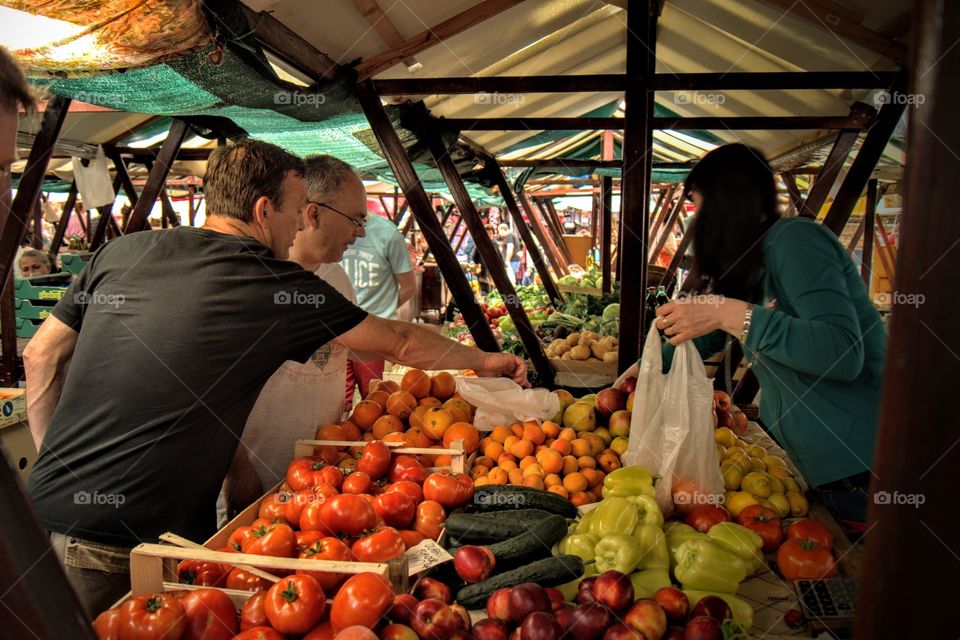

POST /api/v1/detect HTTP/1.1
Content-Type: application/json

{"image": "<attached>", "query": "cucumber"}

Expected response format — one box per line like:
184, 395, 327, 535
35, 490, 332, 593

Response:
470, 485, 578, 518
456, 555, 585, 609
445, 510, 555, 544
486, 514, 568, 567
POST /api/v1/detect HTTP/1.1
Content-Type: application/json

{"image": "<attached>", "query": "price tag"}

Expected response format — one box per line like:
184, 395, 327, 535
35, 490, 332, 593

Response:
405, 539, 453, 575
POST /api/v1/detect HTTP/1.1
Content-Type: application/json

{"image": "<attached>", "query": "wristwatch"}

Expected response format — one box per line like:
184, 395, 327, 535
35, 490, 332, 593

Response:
739, 306, 754, 343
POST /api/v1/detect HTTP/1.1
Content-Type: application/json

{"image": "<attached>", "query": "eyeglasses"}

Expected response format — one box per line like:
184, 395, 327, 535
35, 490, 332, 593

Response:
309, 201, 366, 230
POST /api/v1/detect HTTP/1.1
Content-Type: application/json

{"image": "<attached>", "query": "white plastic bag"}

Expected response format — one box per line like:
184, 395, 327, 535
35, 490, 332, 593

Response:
623, 325, 724, 517
72, 146, 116, 209
455, 377, 560, 432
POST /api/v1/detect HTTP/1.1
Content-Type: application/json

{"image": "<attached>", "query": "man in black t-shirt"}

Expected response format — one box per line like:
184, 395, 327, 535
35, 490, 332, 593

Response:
23, 140, 527, 616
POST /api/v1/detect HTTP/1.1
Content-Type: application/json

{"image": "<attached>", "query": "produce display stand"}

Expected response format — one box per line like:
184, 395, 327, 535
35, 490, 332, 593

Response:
549, 357, 618, 388
291, 438, 467, 474
557, 283, 603, 297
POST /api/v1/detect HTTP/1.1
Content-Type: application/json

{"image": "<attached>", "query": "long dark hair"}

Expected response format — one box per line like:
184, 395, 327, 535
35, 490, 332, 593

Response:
685, 144, 780, 301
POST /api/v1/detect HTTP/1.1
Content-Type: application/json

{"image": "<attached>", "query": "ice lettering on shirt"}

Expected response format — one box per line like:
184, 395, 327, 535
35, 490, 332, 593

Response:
353, 261, 382, 289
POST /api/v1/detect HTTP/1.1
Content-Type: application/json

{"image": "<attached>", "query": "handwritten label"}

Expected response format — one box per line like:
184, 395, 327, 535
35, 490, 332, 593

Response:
405, 539, 453, 575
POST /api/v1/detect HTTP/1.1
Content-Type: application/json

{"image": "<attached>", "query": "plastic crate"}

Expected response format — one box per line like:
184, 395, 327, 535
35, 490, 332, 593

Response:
14, 298, 56, 321
15, 318, 42, 338
13, 274, 71, 303
59, 252, 91, 275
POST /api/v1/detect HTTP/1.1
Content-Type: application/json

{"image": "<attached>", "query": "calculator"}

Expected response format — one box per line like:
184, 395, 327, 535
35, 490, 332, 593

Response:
792, 577, 858, 637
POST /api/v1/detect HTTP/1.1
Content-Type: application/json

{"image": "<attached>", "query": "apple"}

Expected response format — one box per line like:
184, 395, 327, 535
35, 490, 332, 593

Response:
593, 427, 613, 445
544, 587, 565, 612
554, 606, 573, 631
619, 376, 637, 394
472, 619, 509, 640
390, 594, 420, 625
713, 391, 731, 411
487, 588, 512, 622
731, 410, 748, 436
595, 388, 627, 419
450, 604, 472, 632
608, 410, 631, 438
652, 588, 689, 625
626, 391, 635, 413
610, 437, 629, 456
509, 629, 521, 640
509, 583, 551, 624
593, 570, 634, 614
381, 624, 419, 640
563, 402, 596, 432
602, 624, 642, 640
415, 577, 453, 604
576, 576, 598, 605
337, 626, 379, 640
412, 599, 461, 640
664, 627, 685, 640
683, 616, 721, 640
568, 603, 612, 640
624, 599, 668, 640
520, 612, 562, 640
690, 597, 731, 623
715, 409, 733, 430
455, 545, 496, 584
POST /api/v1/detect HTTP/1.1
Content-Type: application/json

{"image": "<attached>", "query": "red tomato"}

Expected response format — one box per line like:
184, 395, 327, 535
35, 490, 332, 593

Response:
240, 592, 269, 631
776, 538, 838, 581
786, 519, 834, 551
357, 441, 392, 480
320, 494, 377, 536
296, 530, 327, 551
352, 527, 406, 562
177, 559, 227, 587
226, 568, 272, 592
736, 504, 779, 526
423, 472, 472, 508
388, 455, 427, 484
384, 481, 423, 505
258, 492, 290, 523
398, 529, 425, 549
241, 521, 297, 558
304, 620, 336, 640
288, 457, 345, 491
231, 628, 286, 640
414, 500, 446, 540
264, 574, 327, 635
299, 537, 355, 591
300, 499, 333, 534
373, 491, 416, 529
683, 505, 732, 532
117, 593, 186, 640
330, 572, 394, 632
178, 588, 238, 640
92, 608, 120, 640
342, 471, 373, 495
737, 505, 783, 553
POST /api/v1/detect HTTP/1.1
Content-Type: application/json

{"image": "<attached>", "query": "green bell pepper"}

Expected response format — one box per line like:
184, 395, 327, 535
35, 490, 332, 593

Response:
674, 539, 748, 594
575, 509, 597, 534
629, 568, 672, 599
559, 533, 598, 562
594, 534, 644, 574
626, 494, 664, 527
682, 590, 755, 629
665, 523, 708, 574
602, 466, 658, 499
706, 522, 764, 574
589, 497, 640, 537
632, 523, 670, 570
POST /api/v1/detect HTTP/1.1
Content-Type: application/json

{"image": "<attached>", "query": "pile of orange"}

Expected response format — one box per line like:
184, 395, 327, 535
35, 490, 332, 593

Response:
471, 419, 623, 506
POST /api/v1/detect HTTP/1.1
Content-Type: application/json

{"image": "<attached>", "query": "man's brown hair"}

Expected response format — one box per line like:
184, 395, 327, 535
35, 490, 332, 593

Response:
204, 139, 304, 222
0, 47, 36, 113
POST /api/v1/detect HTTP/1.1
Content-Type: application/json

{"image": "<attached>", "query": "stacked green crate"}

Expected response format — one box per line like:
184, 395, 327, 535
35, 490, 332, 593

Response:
12, 275, 72, 338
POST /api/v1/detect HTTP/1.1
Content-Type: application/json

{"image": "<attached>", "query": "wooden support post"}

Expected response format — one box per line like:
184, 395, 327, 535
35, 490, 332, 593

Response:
659, 219, 694, 291
874, 216, 896, 282
649, 190, 684, 262
857, 1, 959, 632
143, 160, 180, 228
428, 134, 555, 386
124, 119, 189, 234
0, 95, 70, 291
31, 199, 43, 249
533, 197, 572, 266
600, 175, 613, 294
488, 166, 564, 305
104, 145, 139, 207
356, 80, 499, 352
799, 127, 861, 218
520, 192, 569, 279
89, 174, 123, 250
861, 179, 877, 286
646, 185, 674, 247
781, 173, 803, 216
541, 198, 574, 264
618, 0, 657, 373
187, 185, 196, 226
823, 93, 906, 235
846, 218, 866, 254
49, 182, 77, 259
589, 186, 600, 253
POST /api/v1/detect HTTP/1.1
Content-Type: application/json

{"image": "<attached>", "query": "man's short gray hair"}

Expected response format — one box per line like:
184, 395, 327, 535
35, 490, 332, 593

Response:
304, 154, 357, 200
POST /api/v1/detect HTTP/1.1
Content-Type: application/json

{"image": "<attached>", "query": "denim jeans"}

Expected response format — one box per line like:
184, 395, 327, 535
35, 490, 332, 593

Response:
49, 532, 132, 618
816, 471, 872, 532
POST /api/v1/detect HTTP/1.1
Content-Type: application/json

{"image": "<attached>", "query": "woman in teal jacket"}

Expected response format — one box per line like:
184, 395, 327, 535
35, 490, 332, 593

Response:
650, 144, 885, 525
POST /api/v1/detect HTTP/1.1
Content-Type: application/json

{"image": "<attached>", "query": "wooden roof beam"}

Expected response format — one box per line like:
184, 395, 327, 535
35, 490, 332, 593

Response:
350, 0, 420, 70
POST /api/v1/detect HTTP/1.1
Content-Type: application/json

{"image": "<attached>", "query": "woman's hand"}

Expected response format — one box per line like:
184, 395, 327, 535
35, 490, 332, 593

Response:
656, 296, 750, 345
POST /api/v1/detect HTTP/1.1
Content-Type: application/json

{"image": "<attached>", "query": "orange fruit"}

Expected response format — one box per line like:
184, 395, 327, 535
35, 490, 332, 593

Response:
491, 426, 512, 444
519, 455, 537, 470
563, 472, 588, 493
598, 452, 621, 473
550, 439, 572, 456
497, 452, 517, 467
522, 421, 545, 445
562, 455, 579, 475
508, 439, 534, 459
510, 423, 524, 438
523, 475, 545, 490
474, 456, 495, 469
474, 475, 490, 487
570, 491, 593, 507
522, 463, 544, 478
430, 371, 457, 401
488, 468, 508, 485
472, 465, 490, 478
443, 398, 472, 423
503, 435, 520, 451
366, 390, 391, 409
401, 369, 432, 399
373, 379, 400, 394
372, 414, 405, 440
405, 426, 432, 448
508, 468, 524, 485
422, 407, 455, 440
386, 390, 417, 420
444, 422, 480, 454
540, 450, 564, 474
351, 400, 383, 431
558, 428, 576, 442
408, 404, 429, 428
541, 421, 561, 439
339, 421, 361, 441
578, 456, 597, 470
316, 423, 347, 442
484, 441, 505, 460
571, 439, 591, 458
544, 473, 562, 487
581, 468, 601, 487
547, 485, 569, 499
499, 459, 518, 472
418, 396, 442, 408
382, 432, 406, 445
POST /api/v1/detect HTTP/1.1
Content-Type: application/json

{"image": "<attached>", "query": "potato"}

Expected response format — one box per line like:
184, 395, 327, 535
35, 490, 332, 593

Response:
578, 334, 595, 347
590, 341, 609, 359
570, 345, 591, 360
600, 336, 617, 349
566, 332, 581, 346
561, 351, 573, 360
555, 342, 572, 355
603, 351, 619, 364
582, 331, 600, 342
